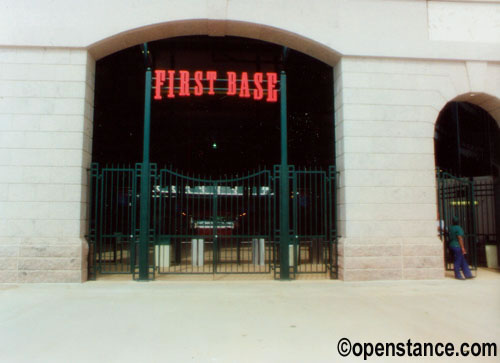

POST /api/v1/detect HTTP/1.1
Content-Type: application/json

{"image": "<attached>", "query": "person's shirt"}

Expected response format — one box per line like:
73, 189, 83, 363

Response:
448, 224, 464, 248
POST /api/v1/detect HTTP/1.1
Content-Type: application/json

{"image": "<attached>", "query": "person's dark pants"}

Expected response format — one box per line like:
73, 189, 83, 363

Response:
450, 246, 473, 279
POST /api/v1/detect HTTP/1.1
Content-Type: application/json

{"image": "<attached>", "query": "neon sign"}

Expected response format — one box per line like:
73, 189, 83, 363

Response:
153, 70, 278, 102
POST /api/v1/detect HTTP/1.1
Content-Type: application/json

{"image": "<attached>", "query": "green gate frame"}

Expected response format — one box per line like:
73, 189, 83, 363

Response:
153, 167, 274, 275
87, 164, 338, 280
436, 169, 478, 272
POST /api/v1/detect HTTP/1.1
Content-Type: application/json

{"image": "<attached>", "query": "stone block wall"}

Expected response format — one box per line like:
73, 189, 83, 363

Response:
0, 47, 94, 282
0, 47, 498, 282
334, 56, 500, 281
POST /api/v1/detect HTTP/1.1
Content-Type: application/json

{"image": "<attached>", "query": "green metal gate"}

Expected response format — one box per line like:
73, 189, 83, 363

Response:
153, 167, 273, 274
87, 163, 338, 280
436, 169, 478, 271
290, 167, 338, 276
87, 164, 139, 276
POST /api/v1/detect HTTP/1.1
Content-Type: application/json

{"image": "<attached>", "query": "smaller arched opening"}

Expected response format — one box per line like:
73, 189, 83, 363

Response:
435, 98, 500, 272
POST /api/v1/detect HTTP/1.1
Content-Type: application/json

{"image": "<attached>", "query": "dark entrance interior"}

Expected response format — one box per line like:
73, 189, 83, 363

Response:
435, 101, 500, 269
92, 36, 334, 174
88, 36, 337, 280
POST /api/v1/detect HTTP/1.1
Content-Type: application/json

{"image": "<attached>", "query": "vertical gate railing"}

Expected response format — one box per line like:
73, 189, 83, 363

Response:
272, 166, 338, 279
326, 166, 339, 279
87, 166, 97, 280
153, 167, 274, 274
471, 176, 498, 267
436, 169, 478, 271
291, 166, 338, 278
88, 163, 338, 279
292, 168, 328, 274
87, 163, 139, 278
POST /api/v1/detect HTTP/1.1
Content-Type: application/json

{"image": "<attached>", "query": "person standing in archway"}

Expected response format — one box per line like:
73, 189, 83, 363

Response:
448, 216, 474, 280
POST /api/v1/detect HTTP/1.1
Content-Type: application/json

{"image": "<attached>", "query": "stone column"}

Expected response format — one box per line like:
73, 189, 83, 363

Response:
0, 47, 94, 282
335, 57, 446, 281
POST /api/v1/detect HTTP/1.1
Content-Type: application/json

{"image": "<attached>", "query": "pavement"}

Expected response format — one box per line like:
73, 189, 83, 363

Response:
0, 269, 499, 363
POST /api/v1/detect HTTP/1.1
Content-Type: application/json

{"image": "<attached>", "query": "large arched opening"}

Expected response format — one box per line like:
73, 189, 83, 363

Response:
87, 30, 339, 280
435, 94, 500, 274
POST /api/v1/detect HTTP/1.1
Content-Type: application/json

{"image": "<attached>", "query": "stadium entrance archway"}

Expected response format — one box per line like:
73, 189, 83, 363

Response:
87, 35, 338, 281
435, 99, 500, 272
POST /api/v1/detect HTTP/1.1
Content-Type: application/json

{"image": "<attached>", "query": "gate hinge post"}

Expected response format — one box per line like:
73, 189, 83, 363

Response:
138, 43, 153, 281
279, 70, 290, 280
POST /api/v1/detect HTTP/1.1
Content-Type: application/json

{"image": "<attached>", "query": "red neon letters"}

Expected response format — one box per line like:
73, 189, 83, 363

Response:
153, 70, 278, 102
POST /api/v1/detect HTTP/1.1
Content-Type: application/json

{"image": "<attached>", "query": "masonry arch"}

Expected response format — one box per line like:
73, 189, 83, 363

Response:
450, 93, 500, 127
87, 19, 341, 66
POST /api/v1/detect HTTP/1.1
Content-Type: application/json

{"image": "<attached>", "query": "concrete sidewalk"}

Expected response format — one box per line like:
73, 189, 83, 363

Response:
1, 270, 499, 363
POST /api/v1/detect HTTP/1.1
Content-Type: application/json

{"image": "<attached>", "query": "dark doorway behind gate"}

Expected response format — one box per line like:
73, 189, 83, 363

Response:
435, 101, 500, 270
92, 36, 334, 174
